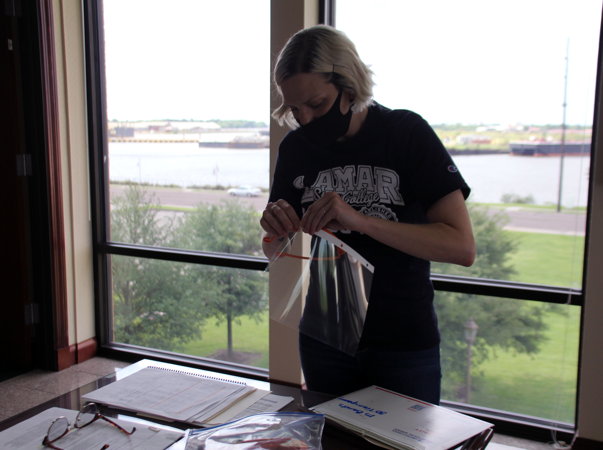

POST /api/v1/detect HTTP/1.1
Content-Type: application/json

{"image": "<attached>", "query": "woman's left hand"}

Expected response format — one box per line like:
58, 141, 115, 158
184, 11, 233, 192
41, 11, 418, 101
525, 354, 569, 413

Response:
300, 192, 364, 235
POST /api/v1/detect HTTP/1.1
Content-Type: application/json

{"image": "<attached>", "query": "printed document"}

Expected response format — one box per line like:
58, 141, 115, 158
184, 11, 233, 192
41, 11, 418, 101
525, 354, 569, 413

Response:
83, 366, 256, 425
0, 406, 183, 449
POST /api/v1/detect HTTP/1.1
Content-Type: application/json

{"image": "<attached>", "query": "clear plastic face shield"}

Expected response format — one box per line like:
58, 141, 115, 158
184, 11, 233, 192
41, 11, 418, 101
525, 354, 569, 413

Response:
267, 230, 374, 355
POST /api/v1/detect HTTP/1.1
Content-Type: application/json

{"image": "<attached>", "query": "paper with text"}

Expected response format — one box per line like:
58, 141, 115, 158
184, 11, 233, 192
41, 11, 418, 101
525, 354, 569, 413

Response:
0, 406, 182, 449
83, 366, 255, 425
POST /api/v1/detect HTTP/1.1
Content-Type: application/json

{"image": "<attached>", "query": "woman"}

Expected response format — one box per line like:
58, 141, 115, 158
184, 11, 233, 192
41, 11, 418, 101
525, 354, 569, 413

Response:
260, 25, 475, 404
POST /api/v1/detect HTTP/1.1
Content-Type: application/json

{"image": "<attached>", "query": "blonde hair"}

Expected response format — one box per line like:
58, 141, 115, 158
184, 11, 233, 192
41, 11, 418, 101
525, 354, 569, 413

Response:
272, 25, 374, 128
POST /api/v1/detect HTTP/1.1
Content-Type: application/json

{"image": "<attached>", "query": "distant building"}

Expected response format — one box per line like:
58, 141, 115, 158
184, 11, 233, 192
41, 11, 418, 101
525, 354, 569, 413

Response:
108, 120, 221, 134
456, 134, 492, 145
111, 126, 135, 138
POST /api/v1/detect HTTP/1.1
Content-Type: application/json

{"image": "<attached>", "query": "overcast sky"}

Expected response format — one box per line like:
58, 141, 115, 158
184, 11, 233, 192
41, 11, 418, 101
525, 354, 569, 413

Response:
103, 0, 270, 122
103, 0, 601, 126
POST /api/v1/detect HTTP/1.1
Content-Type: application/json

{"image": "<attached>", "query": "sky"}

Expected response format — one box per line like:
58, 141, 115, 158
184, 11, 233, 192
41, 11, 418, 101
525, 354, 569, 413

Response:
103, 0, 270, 123
103, 0, 602, 126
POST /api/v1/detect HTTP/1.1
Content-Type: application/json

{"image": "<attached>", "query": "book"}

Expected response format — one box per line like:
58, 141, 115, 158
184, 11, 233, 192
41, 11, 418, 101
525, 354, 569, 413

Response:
310, 385, 493, 450
83, 365, 258, 426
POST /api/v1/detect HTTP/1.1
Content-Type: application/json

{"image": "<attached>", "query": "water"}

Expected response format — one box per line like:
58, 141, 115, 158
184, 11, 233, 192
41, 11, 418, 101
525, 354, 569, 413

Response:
454, 154, 590, 207
109, 142, 270, 189
109, 142, 591, 207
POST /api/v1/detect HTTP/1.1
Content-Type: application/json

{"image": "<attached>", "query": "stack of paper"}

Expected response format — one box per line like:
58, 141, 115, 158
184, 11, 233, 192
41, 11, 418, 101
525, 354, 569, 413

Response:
83, 366, 288, 426
311, 385, 493, 450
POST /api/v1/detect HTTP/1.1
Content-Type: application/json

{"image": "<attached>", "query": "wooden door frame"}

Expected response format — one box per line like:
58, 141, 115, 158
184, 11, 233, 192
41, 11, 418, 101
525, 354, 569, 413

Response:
4, 0, 69, 371
37, 0, 69, 370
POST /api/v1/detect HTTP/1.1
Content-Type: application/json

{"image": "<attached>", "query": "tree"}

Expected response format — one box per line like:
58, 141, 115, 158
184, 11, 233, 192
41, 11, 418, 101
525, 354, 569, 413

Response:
175, 200, 267, 359
110, 185, 208, 350
432, 205, 548, 400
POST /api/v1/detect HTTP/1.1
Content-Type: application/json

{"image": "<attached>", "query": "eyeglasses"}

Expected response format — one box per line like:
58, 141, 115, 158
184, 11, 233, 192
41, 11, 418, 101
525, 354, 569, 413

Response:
42, 403, 136, 450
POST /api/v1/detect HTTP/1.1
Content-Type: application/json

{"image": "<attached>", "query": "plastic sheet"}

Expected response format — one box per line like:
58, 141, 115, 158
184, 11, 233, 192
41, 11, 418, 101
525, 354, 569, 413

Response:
269, 230, 374, 355
184, 412, 325, 449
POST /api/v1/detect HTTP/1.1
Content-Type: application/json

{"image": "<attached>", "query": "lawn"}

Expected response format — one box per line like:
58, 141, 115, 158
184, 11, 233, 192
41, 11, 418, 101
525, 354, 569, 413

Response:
468, 307, 580, 423
465, 230, 582, 423
505, 231, 584, 287
178, 313, 270, 369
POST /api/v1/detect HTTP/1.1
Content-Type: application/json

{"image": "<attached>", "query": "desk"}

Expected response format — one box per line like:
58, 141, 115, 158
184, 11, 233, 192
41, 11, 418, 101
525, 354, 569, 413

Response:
0, 359, 492, 449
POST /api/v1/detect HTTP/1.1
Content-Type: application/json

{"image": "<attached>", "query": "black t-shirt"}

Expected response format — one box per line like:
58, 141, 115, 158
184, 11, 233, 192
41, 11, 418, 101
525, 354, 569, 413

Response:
269, 102, 470, 351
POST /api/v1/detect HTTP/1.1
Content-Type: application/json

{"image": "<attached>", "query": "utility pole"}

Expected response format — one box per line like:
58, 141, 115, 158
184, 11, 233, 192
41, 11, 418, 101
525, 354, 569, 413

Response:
556, 39, 569, 213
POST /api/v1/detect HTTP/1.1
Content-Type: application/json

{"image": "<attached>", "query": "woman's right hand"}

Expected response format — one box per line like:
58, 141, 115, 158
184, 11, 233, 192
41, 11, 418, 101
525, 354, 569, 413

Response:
260, 199, 301, 240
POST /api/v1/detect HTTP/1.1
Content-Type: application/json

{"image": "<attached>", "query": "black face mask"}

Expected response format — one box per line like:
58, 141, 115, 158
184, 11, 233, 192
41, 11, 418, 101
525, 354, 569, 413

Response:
298, 90, 352, 147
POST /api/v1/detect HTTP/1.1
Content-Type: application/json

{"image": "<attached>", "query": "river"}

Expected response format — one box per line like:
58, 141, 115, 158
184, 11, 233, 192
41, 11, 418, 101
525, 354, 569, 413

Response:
108, 142, 591, 207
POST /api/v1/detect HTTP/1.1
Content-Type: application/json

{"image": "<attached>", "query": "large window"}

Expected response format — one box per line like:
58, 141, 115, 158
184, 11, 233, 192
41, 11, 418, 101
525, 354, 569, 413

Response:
88, 0, 270, 373
85, 0, 601, 438
336, 0, 600, 431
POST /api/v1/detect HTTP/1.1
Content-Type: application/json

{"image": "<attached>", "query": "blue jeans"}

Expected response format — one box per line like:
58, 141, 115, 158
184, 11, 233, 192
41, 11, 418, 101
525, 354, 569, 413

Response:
299, 333, 441, 404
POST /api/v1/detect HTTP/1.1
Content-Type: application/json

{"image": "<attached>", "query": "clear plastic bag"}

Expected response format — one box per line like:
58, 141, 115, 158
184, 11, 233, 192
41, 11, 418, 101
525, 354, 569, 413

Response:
269, 230, 374, 355
184, 412, 325, 449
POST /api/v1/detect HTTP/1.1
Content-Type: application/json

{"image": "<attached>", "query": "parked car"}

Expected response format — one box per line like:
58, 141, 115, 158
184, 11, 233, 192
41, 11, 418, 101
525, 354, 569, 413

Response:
227, 185, 261, 197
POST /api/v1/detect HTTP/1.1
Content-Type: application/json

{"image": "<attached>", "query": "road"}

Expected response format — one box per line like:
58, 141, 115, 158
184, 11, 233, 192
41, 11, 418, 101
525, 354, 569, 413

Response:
110, 185, 586, 236
489, 208, 585, 235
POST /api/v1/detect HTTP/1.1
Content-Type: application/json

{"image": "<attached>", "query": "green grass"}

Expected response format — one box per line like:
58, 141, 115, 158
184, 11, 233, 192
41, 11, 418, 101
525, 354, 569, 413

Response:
463, 230, 583, 422
178, 313, 269, 369
469, 307, 580, 423
505, 231, 584, 287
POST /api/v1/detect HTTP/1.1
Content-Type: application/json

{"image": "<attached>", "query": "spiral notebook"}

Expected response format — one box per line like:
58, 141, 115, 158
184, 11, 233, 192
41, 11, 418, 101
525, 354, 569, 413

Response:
83, 365, 257, 426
